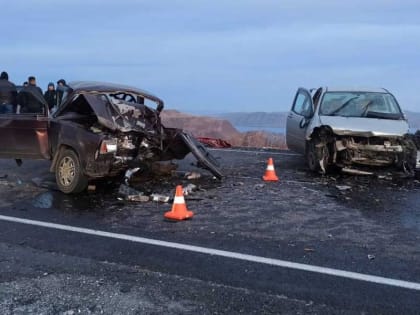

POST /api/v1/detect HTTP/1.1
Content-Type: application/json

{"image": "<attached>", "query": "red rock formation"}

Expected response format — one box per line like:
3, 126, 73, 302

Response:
161, 110, 241, 139
161, 110, 287, 149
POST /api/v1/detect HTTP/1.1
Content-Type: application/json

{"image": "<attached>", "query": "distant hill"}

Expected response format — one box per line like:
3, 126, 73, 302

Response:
219, 111, 420, 131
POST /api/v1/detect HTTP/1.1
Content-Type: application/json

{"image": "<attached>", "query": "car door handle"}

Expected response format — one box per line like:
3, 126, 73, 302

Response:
299, 117, 309, 129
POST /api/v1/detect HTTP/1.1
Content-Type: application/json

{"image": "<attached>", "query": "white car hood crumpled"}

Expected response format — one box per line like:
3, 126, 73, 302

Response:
318, 116, 410, 137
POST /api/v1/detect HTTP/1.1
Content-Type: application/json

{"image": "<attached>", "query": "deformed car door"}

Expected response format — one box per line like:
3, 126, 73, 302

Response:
180, 132, 223, 179
286, 88, 314, 154
162, 131, 223, 179
0, 89, 50, 159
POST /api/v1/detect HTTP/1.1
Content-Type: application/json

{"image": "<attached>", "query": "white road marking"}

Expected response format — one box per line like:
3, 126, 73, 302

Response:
1, 214, 419, 291
209, 148, 299, 156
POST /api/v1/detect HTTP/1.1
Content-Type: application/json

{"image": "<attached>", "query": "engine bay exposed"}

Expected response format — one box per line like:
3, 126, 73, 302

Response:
309, 126, 418, 174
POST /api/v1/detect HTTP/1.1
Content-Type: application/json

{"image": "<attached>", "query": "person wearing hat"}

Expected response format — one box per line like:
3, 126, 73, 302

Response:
0, 71, 17, 114
44, 82, 57, 110
57, 79, 66, 86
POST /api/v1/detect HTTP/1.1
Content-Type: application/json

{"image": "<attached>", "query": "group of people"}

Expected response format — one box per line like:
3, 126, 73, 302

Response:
0, 70, 67, 114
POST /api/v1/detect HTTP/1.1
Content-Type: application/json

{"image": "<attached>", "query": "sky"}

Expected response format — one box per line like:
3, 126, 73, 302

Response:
1, 0, 419, 113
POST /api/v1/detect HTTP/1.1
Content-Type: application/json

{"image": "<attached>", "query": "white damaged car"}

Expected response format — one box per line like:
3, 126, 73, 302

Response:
286, 87, 420, 175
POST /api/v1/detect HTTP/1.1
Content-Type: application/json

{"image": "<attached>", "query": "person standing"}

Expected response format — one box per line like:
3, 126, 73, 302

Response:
27, 76, 43, 95
43, 82, 57, 110
0, 71, 17, 114
17, 76, 45, 114
56, 78, 67, 106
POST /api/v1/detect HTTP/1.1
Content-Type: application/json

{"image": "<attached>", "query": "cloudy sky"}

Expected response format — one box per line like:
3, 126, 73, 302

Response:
1, 0, 419, 113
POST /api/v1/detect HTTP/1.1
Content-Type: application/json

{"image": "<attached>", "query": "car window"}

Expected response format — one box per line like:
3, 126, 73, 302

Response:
292, 91, 312, 117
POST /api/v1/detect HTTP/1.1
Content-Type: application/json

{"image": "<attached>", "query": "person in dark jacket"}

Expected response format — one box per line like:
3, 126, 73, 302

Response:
43, 82, 57, 110
28, 76, 43, 95
17, 79, 46, 114
0, 71, 17, 114
56, 78, 67, 106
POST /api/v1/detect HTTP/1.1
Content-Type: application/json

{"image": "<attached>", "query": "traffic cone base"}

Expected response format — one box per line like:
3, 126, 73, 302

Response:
164, 209, 194, 221
262, 158, 279, 181
164, 185, 194, 221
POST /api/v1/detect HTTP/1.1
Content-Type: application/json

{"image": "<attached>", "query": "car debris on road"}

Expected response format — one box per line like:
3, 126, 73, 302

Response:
335, 185, 352, 191
185, 171, 201, 180
150, 194, 171, 203
183, 183, 197, 196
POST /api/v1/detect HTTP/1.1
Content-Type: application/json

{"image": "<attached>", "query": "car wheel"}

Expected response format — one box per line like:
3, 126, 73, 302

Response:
306, 140, 321, 172
55, 149, 88, 194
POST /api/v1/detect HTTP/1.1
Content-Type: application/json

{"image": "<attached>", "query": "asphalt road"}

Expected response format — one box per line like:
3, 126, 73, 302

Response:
0, 149, 420, 314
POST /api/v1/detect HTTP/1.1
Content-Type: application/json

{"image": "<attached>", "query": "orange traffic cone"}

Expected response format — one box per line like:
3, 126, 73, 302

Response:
262, 157, 279, 181
164, 185, 194, 221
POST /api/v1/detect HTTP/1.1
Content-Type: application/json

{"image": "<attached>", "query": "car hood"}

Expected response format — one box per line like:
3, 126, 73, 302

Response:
318, 116, 409, 137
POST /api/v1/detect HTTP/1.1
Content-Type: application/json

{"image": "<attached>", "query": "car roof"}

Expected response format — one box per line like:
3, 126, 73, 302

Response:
324, 87, 389, 93
68, 81, 164, 105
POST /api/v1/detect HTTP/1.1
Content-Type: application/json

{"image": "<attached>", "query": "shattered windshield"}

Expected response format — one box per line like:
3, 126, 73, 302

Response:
319, 92, 403, 119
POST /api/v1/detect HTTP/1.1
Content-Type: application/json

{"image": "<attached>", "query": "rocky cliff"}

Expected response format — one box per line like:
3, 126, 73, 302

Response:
161, 110, 241, 139
160, 110, 287, 149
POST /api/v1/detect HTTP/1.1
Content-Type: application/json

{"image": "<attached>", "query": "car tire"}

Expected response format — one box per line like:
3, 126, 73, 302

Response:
55, 149, 88, 194
306, 140, 321, 173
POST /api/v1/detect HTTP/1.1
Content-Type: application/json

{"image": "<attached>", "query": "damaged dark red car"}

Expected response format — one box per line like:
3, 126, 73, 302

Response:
0, 81, 223, 193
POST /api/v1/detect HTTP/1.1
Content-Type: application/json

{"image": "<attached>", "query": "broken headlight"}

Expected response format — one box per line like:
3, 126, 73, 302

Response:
99, 139, 118, 154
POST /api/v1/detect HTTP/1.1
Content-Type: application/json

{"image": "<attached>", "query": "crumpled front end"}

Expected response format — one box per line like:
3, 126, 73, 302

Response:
309, 126, 417, 174
95, 128, 223, 179
55, 91, 223, 179
334, 136, 415, 169
54, 91, 222, 178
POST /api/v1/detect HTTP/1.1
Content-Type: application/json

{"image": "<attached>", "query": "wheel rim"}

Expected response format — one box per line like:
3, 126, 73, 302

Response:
58, 156, 76, 187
